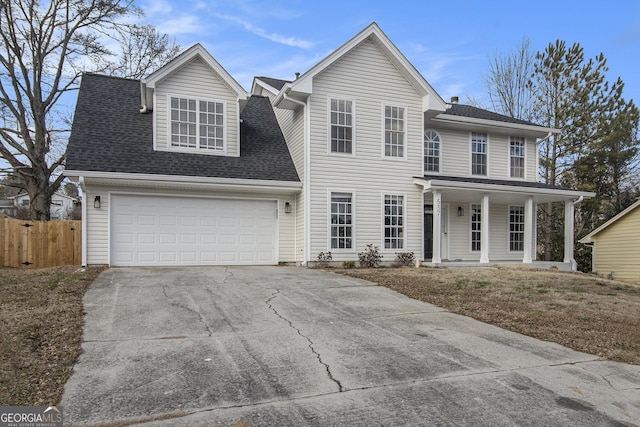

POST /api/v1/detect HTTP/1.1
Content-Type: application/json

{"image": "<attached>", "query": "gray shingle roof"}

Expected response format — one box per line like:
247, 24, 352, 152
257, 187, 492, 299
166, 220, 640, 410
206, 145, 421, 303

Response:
66, 73, 300, 183
443, 104, 538, 126
255, 76, 290, 91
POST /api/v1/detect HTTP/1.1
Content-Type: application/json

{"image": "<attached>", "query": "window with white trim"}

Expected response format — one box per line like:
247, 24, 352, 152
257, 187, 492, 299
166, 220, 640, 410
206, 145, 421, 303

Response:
424, 130, 441, 173
509, 206, 525, 251
384, 105, 405, 158
510, 136, 525, 178
471, 204, 481, 251
384, 195, 404, 249
471, 132, 487, 175
330, 193, 353, 249
330, 99, 353, 153
170, 96, 224, 151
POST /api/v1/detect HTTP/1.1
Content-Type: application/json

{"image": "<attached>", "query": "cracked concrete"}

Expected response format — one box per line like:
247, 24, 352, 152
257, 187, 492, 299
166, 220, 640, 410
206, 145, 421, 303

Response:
62, 267, 640, 426
266, 290, 344, 392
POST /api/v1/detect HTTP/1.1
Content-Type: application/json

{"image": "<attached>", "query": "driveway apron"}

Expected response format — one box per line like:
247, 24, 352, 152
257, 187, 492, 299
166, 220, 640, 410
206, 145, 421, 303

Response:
61, 267, 640, 426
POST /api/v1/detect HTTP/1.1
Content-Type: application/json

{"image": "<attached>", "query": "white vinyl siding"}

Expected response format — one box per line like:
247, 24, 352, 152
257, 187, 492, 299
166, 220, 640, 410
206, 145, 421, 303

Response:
266, 89, 306, 262
307, 39, 424, 261
154, 57, 240, 156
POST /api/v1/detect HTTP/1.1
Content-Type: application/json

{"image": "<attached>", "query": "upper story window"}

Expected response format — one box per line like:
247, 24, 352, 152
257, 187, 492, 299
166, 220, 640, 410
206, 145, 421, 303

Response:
170, 96, 224, 151
330, 98, 353, 154
471, 132, 487, 176
510, 136, 525, 178
424, 130, 441, 173
384, 105, 405, 158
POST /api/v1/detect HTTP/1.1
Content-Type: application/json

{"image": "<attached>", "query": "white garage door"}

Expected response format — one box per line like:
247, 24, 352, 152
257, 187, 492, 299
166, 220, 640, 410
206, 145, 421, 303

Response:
111, 195, 277, 266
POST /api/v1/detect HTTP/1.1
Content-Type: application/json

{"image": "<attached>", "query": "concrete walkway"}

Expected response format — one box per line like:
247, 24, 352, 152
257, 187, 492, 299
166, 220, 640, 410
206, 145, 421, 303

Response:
61, 267, 640, 426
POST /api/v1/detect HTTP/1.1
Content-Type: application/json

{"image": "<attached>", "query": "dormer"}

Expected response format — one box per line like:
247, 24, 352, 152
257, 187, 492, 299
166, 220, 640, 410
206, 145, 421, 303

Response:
140, 44, 248, 157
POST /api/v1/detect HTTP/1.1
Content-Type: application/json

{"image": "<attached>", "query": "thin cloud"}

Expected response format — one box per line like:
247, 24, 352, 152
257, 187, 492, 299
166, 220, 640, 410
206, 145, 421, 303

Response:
215, 14, 314, 49
157, 15, 205, 36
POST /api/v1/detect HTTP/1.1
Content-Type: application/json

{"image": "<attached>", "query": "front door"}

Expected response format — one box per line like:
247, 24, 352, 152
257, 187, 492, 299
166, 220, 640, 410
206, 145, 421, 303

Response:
424, 205, 433, 259
424, 204, 449, 260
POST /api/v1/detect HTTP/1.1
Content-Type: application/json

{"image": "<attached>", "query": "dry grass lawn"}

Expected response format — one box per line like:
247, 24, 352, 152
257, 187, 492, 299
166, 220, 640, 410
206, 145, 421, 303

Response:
339, 266, 640, 365
0, 266, 104, 406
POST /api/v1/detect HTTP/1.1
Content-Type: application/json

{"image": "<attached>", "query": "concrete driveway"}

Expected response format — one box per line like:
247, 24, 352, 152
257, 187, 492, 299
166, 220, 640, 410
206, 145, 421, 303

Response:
62, 267, 640, 426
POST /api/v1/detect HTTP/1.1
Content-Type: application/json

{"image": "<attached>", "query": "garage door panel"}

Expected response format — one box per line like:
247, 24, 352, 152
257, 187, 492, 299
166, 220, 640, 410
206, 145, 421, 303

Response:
110, 195, 277, 266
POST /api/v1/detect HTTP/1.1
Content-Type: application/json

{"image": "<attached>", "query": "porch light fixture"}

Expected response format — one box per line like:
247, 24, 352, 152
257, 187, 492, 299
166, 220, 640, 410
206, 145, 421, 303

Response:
284, 201, 292, 214
457, 206, 464, 217
94, 195, 101, 209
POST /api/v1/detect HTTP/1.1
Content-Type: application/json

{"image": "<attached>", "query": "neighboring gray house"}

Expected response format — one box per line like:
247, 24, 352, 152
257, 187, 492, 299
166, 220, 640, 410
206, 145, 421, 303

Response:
64, 22, 592, 268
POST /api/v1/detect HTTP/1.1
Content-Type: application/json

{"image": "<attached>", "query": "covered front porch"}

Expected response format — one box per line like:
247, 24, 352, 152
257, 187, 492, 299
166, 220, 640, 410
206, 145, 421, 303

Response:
414, 176, 595, 271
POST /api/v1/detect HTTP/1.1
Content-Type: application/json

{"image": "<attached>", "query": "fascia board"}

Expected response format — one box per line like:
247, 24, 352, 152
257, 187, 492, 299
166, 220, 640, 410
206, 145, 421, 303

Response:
64, 170, 302, 192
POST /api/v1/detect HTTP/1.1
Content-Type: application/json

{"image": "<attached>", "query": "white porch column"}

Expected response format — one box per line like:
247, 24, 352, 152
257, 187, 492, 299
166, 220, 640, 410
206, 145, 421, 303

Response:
480, 193, 490, 264
523, 196, 534, 264
564, 199, 576, 270
432, 190, 442, 264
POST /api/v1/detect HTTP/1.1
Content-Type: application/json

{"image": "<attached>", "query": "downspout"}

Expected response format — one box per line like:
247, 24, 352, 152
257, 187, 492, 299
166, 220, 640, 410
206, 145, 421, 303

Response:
79, 176, 87, 267
139, 81, 149, 113
282, 92, 310, 266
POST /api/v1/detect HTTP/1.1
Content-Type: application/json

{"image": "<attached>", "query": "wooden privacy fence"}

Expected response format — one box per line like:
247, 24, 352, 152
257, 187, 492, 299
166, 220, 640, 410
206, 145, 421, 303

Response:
0, 217, 82, 268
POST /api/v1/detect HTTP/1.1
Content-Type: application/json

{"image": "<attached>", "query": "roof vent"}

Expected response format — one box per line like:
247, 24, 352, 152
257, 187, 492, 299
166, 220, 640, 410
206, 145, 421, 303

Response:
450, 96, 459, 104
294, 72, 300, 79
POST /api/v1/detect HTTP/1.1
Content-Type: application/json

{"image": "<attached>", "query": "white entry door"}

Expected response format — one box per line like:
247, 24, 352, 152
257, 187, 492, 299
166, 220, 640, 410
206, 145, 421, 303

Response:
110, 195, 277, 266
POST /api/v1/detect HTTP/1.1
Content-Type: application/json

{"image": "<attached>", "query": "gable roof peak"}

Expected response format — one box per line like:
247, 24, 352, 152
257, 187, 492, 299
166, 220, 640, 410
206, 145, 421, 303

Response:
287, 22, 446, 112
140, 43, 247, 112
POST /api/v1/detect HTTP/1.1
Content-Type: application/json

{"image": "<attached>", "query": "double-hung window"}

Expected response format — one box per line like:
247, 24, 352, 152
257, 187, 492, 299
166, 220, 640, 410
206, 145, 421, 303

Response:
424, 130, 441, 173
471, 204, 481, 251
384, 195, 404, 249
170, 96, 224, 151
330, 99, 353, 153
330, 193, 353, 249
509, 206, 525, 251
471, 132, 487, 175
384, 105, 405, 158
510, 137, 525, 178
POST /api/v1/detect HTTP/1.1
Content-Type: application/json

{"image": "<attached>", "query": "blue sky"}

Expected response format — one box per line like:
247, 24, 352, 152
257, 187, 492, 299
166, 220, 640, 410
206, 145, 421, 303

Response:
138, 0, 640, 108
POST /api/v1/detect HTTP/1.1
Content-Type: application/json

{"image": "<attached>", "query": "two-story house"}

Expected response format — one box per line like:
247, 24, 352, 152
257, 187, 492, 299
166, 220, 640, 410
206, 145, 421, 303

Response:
64, 23, 592, 269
